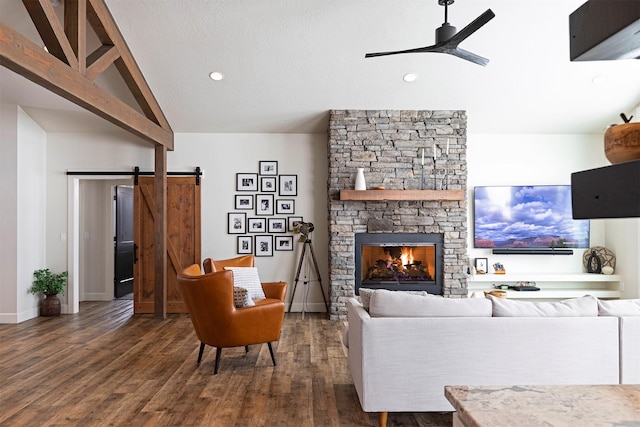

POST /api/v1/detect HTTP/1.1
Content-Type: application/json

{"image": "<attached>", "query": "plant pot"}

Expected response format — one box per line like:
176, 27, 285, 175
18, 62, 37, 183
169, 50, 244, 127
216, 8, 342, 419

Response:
604, 122, 640, 164
41, 293, 61, 317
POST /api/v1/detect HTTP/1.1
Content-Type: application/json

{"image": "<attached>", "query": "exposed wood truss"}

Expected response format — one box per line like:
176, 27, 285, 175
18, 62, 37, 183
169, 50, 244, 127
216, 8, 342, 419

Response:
1, 0, 173, 318
0, 0, 173, 149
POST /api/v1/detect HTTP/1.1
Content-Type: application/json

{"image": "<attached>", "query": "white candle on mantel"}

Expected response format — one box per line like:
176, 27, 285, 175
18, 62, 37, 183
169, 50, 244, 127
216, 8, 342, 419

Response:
433, 142, 437, 160
421, 148, 424, 165
446, 139, 450, 155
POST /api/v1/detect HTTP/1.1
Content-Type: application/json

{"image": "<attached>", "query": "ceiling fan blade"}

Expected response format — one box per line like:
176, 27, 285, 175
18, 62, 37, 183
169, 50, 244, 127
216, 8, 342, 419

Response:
446, 9, 495, 47
446, 47, 490, 66
365, 44, 440, 58
364, 7, 495, 65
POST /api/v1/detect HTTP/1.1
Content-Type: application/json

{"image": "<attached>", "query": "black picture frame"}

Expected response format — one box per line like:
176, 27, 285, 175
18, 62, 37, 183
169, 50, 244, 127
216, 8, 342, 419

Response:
255, 194, 274, 216
248, 217, 266, 233
279, 174, 297, 196
474, 258, 488, 274
235, 194, 253, 210
275, 236, 293, 251
237, 236, 253, 254
228, 212, 246, 234
255, 235, 273, 257
236, 173, 258, 191
268, 218, 286, 233
276, 199, 295, 215
259, 161, 278, 176
260, 176, 277, 192
288, 216, 303, 232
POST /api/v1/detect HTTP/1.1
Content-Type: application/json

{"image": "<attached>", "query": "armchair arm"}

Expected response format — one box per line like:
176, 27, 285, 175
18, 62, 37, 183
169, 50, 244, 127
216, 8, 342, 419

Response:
224, 300, 285, 347
261, 281, 287, 301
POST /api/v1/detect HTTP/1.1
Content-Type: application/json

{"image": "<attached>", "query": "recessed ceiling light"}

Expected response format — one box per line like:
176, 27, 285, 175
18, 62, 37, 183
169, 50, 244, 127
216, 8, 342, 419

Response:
209, 71, 224, 81
592, 74, 608, 84
403, 73, 417, 82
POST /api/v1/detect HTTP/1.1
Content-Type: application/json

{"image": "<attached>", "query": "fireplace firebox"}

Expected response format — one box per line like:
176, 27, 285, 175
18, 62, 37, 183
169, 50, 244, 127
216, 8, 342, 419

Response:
354, 233, 443, 295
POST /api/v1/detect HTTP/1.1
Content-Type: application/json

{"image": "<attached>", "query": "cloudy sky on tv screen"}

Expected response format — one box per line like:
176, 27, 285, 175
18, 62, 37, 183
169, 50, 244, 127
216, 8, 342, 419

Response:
474, 185, 590, 248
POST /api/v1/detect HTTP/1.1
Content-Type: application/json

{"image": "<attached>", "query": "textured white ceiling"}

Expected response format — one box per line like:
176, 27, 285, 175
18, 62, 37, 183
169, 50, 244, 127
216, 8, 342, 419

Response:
2, 0, 639, 135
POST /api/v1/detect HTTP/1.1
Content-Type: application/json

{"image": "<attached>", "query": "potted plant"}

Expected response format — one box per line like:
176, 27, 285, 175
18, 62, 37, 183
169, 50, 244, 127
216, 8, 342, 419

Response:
30, 268, 68, 317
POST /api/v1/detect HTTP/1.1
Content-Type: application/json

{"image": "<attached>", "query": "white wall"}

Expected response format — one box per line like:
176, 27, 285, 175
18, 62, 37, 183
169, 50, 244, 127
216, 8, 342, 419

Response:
4, 124, 636, 323
46, 132, 154, 312
605, 219, 640, 299
0, 106, 46, 322
467, 133, 639, 296
45, 132, 329, 312
169, 133, 329, 311
0, 105, 19, 322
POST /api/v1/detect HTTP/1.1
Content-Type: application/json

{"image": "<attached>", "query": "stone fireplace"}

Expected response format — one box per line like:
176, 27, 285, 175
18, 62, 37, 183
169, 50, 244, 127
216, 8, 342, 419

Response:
327, 110, 469, 320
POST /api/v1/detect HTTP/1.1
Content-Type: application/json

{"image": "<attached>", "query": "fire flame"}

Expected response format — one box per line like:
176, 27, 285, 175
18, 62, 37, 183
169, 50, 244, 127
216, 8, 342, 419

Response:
400, 247, 413, 266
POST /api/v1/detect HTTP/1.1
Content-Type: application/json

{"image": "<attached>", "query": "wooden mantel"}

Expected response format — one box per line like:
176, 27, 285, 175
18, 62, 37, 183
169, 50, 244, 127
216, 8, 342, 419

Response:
340, 189, 465, 201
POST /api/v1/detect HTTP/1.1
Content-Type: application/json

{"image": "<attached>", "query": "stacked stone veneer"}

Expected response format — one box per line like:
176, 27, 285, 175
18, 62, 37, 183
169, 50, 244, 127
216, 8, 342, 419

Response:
327, 110, 469, 320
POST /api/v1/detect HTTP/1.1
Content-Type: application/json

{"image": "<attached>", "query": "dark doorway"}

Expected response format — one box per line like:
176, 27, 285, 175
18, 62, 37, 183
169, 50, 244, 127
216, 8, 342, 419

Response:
114, 186, 134, 298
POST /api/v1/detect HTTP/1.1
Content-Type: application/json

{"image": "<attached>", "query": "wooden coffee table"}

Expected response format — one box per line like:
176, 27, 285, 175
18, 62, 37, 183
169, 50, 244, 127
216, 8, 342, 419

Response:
445, 384, 640, 427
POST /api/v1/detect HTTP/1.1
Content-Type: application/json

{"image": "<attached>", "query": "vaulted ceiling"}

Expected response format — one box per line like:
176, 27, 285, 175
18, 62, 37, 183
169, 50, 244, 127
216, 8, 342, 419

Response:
2, 0, 639, 136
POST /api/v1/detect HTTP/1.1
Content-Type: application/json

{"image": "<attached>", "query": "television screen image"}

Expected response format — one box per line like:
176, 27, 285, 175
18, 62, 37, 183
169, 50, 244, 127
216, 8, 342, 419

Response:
474, 185, 590, 249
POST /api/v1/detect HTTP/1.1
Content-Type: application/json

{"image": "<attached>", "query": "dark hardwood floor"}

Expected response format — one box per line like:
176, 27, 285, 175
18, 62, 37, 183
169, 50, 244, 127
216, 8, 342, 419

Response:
0, 300, 452, 426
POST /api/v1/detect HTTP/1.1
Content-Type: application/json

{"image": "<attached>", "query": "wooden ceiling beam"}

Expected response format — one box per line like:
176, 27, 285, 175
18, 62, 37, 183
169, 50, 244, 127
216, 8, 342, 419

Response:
87, 0, 172, 131
0, 22, 173, 148
86, 44, 119, 81
64, 0, 87, 74
22, 0, 79, 69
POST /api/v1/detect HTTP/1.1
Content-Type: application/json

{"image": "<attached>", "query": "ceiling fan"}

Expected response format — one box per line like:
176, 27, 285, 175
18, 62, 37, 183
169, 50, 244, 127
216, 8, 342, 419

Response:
365, 0, 495, 66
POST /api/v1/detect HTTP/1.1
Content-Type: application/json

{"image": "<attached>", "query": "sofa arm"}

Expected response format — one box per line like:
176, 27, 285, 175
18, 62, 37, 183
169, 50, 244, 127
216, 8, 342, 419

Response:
620, 316, 640, 384
262, 281, 287, 301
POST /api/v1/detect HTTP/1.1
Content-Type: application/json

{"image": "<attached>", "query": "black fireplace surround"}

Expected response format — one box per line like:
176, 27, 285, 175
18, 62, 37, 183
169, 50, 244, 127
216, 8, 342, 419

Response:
354, 233, 444, 296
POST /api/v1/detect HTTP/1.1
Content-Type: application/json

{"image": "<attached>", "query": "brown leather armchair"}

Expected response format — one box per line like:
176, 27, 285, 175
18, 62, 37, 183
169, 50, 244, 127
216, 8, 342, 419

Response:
177, 262, 286, 374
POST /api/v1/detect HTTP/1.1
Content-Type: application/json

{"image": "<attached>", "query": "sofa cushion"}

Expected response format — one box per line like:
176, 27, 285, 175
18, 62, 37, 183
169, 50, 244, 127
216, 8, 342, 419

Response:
358, 288, 376, 311
233, 286, 255, 308
224, 266, 266, 300
598, 298, 640, 316
488, 294, 598, 317
358, 288, 429, 312
369, 289, 492, 318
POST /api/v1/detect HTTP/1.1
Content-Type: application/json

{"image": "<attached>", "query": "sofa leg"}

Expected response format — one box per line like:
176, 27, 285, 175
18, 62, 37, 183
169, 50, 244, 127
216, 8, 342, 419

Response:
378, 412, 387, 427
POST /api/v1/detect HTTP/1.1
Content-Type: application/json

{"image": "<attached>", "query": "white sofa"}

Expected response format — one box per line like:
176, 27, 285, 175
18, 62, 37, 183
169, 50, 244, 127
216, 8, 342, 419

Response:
346, 290, 640, 427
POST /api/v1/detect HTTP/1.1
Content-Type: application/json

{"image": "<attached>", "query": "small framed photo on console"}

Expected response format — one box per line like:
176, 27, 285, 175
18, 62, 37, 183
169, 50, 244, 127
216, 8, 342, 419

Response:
474, 258, 488, 274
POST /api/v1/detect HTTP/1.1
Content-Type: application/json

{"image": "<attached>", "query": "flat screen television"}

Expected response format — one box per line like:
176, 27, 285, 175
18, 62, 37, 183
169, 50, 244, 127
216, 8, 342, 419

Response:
474, 185, 590, 249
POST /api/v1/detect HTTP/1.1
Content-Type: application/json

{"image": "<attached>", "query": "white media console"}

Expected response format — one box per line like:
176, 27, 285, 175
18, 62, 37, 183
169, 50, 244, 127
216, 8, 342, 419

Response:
467, 273, 622, 300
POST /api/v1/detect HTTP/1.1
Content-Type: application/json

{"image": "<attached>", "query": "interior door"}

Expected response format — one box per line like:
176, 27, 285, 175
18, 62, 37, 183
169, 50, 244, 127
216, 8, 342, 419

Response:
114, 185, 135, 298
133, 176, 201, 313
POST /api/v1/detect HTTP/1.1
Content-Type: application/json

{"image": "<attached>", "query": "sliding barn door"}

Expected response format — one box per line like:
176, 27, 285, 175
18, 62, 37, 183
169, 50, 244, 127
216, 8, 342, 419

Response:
133, 176, 201, 313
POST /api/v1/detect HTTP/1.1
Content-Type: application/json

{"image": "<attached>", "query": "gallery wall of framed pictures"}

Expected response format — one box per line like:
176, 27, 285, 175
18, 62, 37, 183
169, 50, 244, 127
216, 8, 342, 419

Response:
228, 161, 301, 256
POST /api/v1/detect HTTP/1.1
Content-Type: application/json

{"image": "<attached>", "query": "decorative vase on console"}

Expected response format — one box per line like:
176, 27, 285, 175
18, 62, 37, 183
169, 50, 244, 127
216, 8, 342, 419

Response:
355, 168, 367, 190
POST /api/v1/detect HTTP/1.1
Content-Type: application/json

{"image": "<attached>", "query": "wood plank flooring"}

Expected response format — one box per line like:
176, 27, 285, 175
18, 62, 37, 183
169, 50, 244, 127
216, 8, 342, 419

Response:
0, 301, 452, 427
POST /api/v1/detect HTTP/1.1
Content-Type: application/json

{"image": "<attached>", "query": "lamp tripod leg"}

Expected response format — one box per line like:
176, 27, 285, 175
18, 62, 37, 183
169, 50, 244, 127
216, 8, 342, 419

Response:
288, 242, 307, 313
307, 241, 329, 313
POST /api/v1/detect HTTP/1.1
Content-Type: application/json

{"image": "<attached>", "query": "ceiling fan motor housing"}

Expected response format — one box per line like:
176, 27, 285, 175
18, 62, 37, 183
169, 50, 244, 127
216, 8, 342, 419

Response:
436, 23, 457, 43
